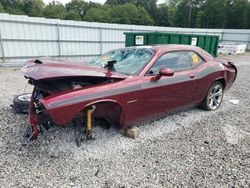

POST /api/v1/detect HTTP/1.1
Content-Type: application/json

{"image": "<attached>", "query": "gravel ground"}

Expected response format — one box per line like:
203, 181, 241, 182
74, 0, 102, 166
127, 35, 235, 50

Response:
0, 54, 249, 187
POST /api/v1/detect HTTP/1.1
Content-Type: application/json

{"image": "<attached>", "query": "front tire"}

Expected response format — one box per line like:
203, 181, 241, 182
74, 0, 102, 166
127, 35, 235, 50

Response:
12, 93, 31, 114
200, 82, 224, 111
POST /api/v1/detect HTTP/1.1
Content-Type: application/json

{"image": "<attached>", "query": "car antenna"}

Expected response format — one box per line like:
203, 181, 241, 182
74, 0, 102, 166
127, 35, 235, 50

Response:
104, 60, 116, 71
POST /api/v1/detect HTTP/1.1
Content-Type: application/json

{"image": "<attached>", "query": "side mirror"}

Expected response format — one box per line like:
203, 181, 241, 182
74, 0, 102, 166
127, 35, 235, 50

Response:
154, 68, 174, 80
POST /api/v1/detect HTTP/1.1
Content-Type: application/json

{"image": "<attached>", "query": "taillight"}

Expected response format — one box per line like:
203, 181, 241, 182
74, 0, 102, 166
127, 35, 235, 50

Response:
228, 62, 237, 82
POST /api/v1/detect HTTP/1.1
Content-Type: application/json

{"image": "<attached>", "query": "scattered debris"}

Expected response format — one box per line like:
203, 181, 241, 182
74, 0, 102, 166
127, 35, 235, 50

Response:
229, 99, 239, 105
222, 124, 245, 145
122, 126, 139, 139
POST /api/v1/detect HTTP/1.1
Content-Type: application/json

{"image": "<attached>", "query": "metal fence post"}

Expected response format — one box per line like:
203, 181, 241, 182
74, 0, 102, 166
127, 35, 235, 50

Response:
99, 27, 103, 55
0, 29, 5, 64
57, 23, 61, 57
221, 31, 225, 42
247, 33, 250, 50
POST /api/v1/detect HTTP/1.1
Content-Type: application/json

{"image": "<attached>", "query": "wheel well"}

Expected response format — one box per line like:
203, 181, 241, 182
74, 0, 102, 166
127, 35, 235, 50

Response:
84, 101, 124, 129
201, 78, 226, 104
216, 78, 226, 88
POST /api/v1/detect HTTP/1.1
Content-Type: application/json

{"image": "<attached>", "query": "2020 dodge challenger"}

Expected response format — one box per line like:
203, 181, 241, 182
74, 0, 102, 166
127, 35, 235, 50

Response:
21, 45, 237, 140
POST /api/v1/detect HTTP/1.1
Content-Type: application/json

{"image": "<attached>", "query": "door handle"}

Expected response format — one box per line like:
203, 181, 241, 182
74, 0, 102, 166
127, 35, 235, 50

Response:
189, 73, 195, 78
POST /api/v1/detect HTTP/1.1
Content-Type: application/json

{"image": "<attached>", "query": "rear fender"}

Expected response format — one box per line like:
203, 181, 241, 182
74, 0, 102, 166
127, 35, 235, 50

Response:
215, 77, 226, 88
200, 77, 225, 102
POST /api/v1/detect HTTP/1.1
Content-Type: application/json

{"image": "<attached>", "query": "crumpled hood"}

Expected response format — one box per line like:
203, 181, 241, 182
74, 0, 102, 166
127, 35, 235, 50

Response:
21, 58, 127, 80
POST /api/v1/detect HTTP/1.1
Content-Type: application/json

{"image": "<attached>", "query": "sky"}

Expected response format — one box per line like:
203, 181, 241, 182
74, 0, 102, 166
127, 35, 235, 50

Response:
43, 0, 167, 5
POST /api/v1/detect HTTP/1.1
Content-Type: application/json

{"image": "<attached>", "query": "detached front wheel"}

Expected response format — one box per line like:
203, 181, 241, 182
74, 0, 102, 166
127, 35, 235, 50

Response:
200, 82, 224, 111
12, 93, 31, 114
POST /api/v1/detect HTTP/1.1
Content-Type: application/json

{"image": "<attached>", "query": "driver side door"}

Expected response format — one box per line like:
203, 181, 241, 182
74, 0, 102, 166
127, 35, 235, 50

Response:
130, 51, 198, 122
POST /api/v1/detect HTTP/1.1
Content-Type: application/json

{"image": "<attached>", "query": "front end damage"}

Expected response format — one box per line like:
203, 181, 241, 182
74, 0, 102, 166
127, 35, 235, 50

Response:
25, 76, 121, 144
27, 86, 54, 140
21, 58, 126, 144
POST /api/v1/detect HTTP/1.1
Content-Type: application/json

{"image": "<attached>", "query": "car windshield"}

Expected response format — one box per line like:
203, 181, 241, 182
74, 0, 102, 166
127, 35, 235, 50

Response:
88, 48, 155, 75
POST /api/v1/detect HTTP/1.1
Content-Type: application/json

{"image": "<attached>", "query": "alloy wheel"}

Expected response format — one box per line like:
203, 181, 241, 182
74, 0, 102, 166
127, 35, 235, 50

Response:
208, 84, 223, 110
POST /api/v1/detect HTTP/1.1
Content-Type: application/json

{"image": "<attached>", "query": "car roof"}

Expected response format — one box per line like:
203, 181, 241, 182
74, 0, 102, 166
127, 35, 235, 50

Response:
120, 44, 202, 53
132, 44, 214, 60
137, 44, 202, 52
116, 45, 214, 61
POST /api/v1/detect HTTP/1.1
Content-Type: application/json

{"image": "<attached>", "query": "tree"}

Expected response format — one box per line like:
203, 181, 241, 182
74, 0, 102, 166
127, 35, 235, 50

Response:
88, 1, 102, 9
174, 0, 202, 28
0, 0, 249, 29
43, 1, 66, 19
105, 0, 136, 5
65, 10, 81, 20
66, 0, 101, 20
195, 10, 205, 28
174, 0, 189, 27
110, 3, 154, 25
247, 1, 250, 28
202, 0, 227, 28
0, 0, 25, 15
225, 0, 249, 29
154, 4, 170, 26
65, 0, 88, 20
135, 0, 158, 22
84, 3, 153, 25
165, 1, 178, 27
83, 5, 112, 22
105, 0, 119, 5
106, 0, 157, 22
23, 0, 45, 17
0, 2, 4, 12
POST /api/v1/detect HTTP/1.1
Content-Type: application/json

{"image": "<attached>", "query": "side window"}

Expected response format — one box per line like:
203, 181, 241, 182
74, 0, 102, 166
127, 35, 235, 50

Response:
147, 51, 192, 75
188, 51, 204, 67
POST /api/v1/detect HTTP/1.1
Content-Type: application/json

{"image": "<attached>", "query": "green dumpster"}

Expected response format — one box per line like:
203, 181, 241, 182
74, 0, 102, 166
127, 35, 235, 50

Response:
124, 32, 219, 57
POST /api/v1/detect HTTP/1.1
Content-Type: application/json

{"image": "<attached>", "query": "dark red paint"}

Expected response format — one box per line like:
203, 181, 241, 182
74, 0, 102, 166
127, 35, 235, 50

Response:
22, 45, 237, 139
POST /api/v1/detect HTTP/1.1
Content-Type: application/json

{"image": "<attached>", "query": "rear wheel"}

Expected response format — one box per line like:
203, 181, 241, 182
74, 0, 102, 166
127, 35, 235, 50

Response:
200, 82, 224, 111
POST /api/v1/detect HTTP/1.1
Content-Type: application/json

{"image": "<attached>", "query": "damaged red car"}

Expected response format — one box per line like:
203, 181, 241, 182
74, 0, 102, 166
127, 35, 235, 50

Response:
21, 45, 237, 143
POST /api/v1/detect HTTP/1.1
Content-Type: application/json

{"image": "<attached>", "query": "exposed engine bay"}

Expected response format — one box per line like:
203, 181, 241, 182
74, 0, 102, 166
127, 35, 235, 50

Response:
28, 76, 117, 96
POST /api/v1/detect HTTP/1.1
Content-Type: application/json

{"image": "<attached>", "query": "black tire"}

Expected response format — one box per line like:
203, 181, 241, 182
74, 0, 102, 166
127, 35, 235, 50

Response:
200, 82, 224, 111
12, 93, 31, 114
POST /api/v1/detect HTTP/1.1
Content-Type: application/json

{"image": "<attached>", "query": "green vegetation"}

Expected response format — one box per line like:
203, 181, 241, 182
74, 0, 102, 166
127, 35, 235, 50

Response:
43, 1, 66, 19
0, 0, 249, 28
0, 3, 4, 13
84, 3, 154, 25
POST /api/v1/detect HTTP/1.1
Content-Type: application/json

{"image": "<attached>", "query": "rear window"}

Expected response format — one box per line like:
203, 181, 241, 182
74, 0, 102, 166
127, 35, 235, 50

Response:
188, 51, 204, 67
